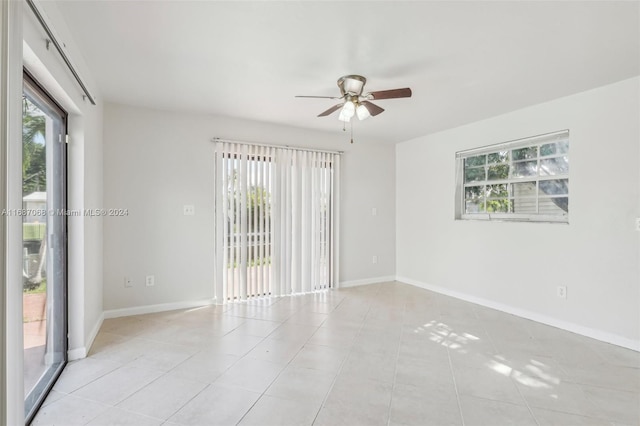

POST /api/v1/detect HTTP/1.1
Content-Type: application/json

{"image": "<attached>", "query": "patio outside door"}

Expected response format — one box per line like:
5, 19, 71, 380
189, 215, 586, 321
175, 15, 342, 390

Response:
22, 70, 68, 423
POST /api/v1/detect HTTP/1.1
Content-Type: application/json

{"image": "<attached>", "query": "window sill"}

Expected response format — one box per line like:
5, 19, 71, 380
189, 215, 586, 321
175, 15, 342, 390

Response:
458, 214, 569, 224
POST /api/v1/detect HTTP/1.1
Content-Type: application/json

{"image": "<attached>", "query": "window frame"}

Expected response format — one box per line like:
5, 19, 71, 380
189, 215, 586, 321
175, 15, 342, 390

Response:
22, 68, 69, 424
455, 130, 570, 223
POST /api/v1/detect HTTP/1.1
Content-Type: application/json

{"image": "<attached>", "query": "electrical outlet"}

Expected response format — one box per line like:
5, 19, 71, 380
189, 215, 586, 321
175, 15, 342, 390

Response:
372, 207, 377, 217
557, 286, 567, 299
372, 255, 378, 264
124, 276, 133, 288
636, 218, 640, 231
145, 275, 155, 287
183, 205, 195, 216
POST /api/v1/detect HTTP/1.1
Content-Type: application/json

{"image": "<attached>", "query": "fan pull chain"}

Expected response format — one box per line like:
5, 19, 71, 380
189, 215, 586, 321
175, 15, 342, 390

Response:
350, 120, 354, 144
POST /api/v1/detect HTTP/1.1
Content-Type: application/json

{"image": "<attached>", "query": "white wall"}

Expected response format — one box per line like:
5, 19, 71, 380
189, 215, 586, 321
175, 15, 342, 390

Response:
103, 103, 395, 312
396, 77, 640, 349
22, 0, 104, 360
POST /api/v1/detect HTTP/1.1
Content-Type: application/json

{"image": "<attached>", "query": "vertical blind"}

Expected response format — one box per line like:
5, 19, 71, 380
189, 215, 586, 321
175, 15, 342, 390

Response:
213, 141, 340, 303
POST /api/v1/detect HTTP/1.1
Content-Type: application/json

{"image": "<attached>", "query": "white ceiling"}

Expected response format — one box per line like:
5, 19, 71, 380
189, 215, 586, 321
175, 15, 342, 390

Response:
54, 1, 639, 144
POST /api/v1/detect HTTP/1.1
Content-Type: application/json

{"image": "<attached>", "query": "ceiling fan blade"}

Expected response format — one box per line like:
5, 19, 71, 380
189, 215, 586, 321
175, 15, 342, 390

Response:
318, 103, 344, 117
296, 95, 343, 99
367, 88, 412, 100
361, 101, 385, 116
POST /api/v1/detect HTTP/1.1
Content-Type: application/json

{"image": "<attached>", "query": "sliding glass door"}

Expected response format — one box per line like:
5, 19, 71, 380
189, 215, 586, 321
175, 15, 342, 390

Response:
22, 70, 68, 423
214, 142, 339, 302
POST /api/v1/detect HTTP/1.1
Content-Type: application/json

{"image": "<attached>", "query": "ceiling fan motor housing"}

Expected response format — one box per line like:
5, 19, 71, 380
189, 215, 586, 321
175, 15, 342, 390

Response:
338, 75, 367, 96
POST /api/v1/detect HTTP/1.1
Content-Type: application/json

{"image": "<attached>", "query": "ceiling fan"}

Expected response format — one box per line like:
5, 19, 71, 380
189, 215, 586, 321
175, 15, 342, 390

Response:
296, 75, 412, 122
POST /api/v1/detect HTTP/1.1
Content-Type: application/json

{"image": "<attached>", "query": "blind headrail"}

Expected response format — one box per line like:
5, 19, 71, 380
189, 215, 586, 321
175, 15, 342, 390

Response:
455, 129, 569, 159
212, 137, 343, 155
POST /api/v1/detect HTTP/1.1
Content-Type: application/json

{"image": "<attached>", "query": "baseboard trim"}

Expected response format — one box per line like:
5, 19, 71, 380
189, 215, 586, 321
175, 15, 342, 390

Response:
340, 275, 396, 289
85, 311, 105, 357
396, 276, 640, 352
67, 311, 104, 361
103, 298, 217, 319
67, 347, 86, 361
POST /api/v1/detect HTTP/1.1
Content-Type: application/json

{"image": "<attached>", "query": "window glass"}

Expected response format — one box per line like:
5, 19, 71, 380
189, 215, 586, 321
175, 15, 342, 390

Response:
457, 130, 569, 222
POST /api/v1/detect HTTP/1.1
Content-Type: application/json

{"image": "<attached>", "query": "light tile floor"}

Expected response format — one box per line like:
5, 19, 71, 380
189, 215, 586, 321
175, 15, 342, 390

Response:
33, 282, 640, 426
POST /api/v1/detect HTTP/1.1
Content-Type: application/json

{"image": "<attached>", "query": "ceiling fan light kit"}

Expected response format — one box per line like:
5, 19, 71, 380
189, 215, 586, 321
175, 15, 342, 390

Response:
338, 98, 356, 122
356, 104, 370, 120
296, 74, 413, 124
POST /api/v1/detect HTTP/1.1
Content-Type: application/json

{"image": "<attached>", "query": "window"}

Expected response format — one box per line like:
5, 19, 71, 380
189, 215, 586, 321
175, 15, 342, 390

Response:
456, 130, 569, 222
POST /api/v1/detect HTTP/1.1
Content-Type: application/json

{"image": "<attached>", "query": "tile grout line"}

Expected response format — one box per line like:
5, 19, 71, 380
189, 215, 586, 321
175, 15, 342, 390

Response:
158, 302, 296, 424
512, 380, 541, 426
446, 334, 465, 426
89, 404, 166, 425
110, 309, 253, 422
36, 283, 640, 425
431, 292, 467, 425
161, 383, 213, 425
310, 288, 377, 425
107, 303, 286, 424
233, 296, 335, 425
505, 325, 543, 426
56, 362, 122, 397
478, 309, 542, 426
155, 301, 292, 425
385, 298, 407, 426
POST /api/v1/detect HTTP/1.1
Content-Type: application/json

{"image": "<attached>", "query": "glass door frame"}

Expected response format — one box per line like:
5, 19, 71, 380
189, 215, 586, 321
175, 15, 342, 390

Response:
22, 68, 68, 424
